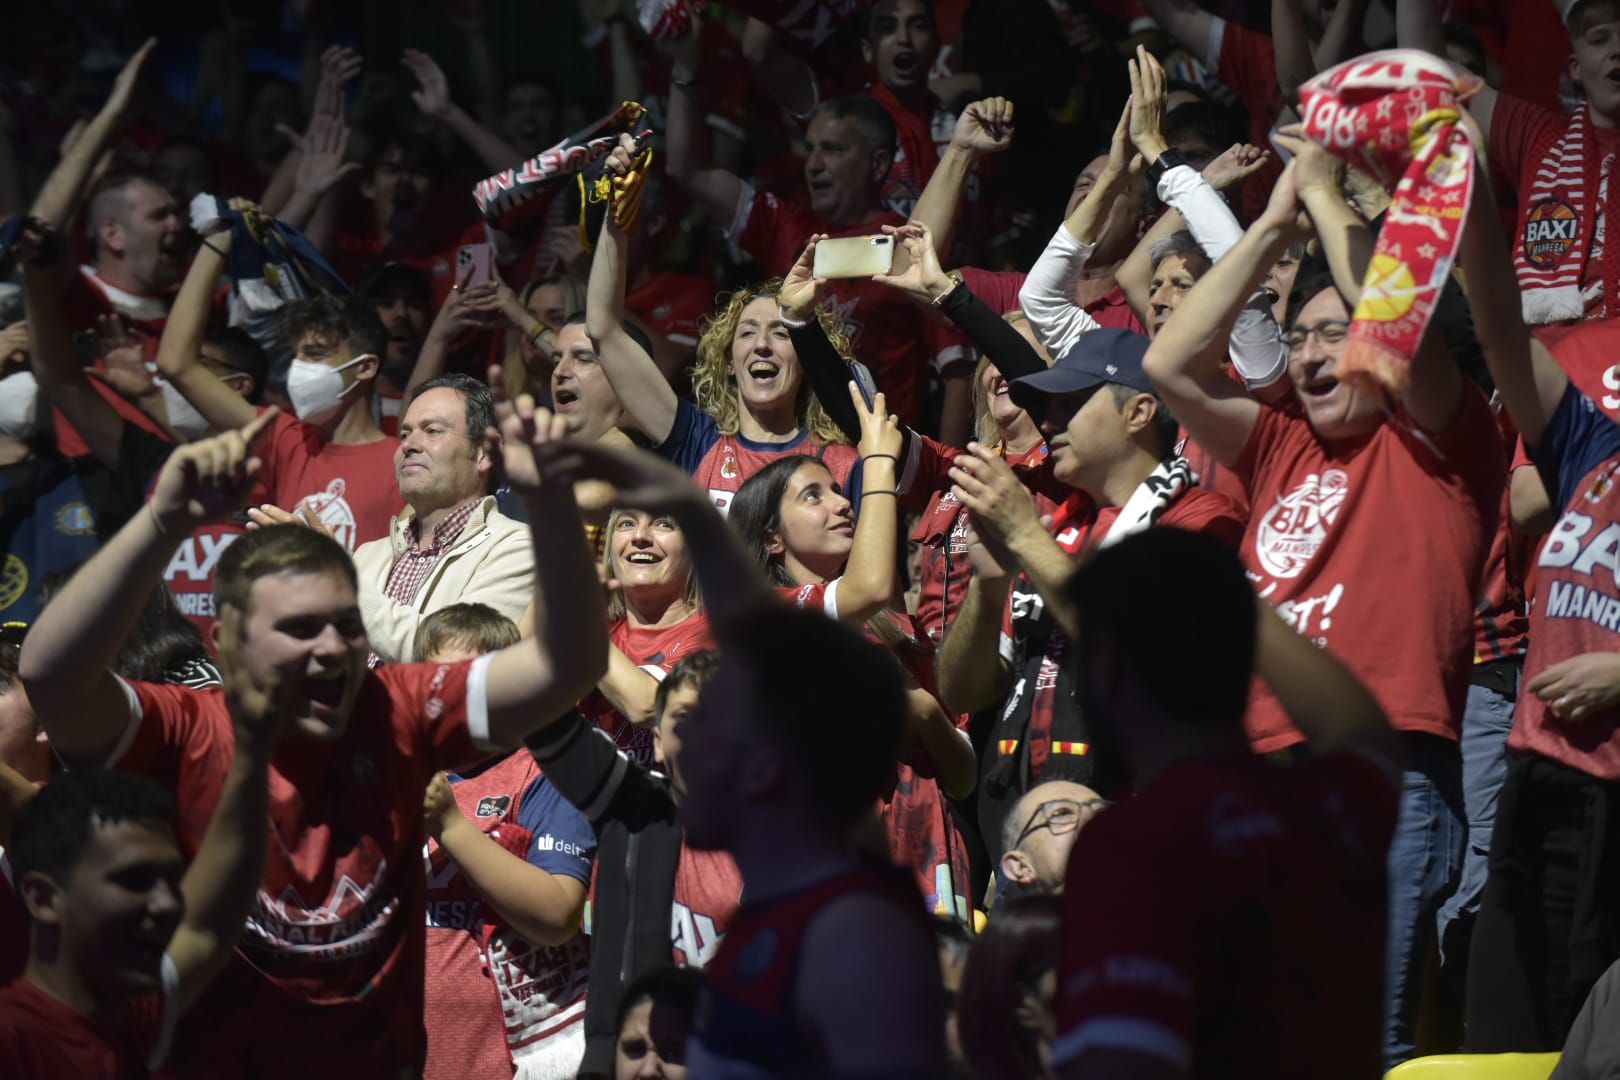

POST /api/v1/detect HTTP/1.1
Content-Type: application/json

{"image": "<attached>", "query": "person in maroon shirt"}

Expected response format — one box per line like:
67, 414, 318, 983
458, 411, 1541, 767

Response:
0, 621, 283, 1080
1053, 528, 1400, 1080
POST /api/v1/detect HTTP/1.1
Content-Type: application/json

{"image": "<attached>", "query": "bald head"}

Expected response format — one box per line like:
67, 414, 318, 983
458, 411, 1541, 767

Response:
1000, 779, 1107, 895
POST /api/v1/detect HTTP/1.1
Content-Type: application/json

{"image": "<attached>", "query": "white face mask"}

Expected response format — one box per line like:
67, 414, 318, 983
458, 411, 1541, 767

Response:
286, 354, 369, 425
0, 370, 40, 440
160, 378, 209, 442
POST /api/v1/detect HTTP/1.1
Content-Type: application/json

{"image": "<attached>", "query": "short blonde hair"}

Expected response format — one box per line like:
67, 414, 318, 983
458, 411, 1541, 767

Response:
603, 508, 702, 622
690, 280, 850, 444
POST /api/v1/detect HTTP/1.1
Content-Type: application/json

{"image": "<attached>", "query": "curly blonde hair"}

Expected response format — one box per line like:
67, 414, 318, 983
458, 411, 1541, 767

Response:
689, 279, 851, 445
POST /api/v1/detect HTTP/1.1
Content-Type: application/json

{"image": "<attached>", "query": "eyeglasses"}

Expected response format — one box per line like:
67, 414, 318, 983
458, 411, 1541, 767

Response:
1012, 796, 1109, 849
1284, 320, 1350, 352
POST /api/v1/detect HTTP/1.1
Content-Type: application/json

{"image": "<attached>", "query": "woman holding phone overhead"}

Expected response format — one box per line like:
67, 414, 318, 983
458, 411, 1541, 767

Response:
788, 220, 1072, 645
585, 135, 859, 513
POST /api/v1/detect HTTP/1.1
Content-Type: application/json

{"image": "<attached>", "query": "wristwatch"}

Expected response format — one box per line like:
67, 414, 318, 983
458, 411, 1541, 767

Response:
1146, 148, 1190, 190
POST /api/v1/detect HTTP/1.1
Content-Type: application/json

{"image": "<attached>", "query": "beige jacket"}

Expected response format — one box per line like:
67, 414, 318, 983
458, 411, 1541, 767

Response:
354, 495, 533, 663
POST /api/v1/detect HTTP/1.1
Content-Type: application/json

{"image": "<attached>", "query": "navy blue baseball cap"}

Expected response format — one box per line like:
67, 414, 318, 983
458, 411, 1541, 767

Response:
1008, 327, 1155, 414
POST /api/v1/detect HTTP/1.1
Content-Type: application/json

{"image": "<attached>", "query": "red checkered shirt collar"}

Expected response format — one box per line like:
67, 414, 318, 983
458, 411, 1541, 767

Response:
382, 498, 483, 607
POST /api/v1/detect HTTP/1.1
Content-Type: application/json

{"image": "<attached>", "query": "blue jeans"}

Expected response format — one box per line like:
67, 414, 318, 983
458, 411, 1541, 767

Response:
1438, 667, 1519, 963
1385, 732, 1466, 1069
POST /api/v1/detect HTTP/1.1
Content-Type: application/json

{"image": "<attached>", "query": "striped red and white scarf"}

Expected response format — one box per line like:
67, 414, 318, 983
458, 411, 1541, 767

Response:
1514, 105, 1618, 325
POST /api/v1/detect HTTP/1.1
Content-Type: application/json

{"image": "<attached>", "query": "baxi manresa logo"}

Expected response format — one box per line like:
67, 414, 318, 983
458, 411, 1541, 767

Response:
1255, 469, 1349, 579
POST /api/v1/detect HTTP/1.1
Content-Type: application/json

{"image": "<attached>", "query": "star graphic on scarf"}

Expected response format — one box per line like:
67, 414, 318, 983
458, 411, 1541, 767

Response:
1436, 188, 1463, 205
1377, 98, 1395, 120
1418, 243, 1438, 260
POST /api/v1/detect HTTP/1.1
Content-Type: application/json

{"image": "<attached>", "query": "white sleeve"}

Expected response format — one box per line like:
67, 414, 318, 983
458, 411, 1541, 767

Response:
465, 653, 496, 750
1205, 15, 1227, 74
1156, 165, 1243, 264
1228, 297, 1289, 390
146, 952, 180, 1070
724, 180, 758, 245
1018, 226, 1103, 359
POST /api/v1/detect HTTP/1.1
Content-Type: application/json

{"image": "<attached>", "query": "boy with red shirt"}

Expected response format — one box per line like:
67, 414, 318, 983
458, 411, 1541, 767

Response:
1407, 0, 1620, 335
1053, 528, 1400, 1080
17, 391, 608, 1077
0, 625, 283, 1080
1453, 134, 1620, 1053
157, 239, 404, 551
1143, 160, 1503, 1067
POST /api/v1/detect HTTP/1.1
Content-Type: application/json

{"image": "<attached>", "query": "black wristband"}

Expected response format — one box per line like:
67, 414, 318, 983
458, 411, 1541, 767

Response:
1147, 148, 1189, 190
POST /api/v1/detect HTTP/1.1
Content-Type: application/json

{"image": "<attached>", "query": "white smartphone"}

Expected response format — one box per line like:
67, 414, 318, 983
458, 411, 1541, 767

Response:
813, 234, 895, 280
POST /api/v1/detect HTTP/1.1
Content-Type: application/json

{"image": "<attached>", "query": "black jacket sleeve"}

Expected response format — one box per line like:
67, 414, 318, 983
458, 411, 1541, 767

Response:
786, 314, 864, 445
939, 281, 1046, 382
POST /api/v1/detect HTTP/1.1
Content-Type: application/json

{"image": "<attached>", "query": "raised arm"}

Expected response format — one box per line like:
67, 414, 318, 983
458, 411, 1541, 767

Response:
1141, 165, 1306, 467
23, 256, 126, 464
21, 411, 279, 764
1453, 161, 1567, 450
1017, 99, 1134, 357
830, 385, 905, 625
402, 50, 524, 173
596, 644, 662, 728
662, 27, 747, 224
154, 235, 259, 432
741, 19, 818, 120
936, 523, 1013, 716
586, 138, 680, 442
422, 771, 586, 945
1397, 0, 1497, 134
30, 40, 155, 233
780, 236, 864, 445
165, 607, 281, 1014
479, 370, 610, 745
912, 98, 1014, 260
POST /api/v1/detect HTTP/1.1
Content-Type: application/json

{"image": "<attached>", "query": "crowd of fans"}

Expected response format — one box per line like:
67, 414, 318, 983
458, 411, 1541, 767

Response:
1, 0, 1620, 1077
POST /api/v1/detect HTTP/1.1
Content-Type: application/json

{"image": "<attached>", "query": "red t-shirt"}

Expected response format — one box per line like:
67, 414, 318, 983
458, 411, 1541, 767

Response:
670, 844, 743, 967
959, 265, 1146, 334
423, 751, 594, 1078
579, 611, 713, 768
1475, 409, 1530, 665
1233, 391, 1504, 751
1053, 752, 1395, 1079
111, 659, 492, 1075
255, 411, 404, 551
1515, 384, 1620, 780
626, 271, 715, 349
783, 583, 974, 919
1490, 94, 1620, 327
731, 187, 969, 424
1214, 20, 1287, 225
0, 978, 167, 1079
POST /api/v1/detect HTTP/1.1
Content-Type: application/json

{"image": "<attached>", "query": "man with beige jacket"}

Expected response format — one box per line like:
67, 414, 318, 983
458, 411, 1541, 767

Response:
354, 373, 534, 662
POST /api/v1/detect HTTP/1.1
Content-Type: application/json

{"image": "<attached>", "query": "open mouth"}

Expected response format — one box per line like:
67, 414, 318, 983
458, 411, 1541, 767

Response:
891, 50, 919, 79
553, 387, 579, 409
992, 377, 1009, 398
807, 177, 833, 197
1303, 375, 1339, 399
304, 669, 349, 710
624, 551, 662, 565
747, 360, 780, 382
